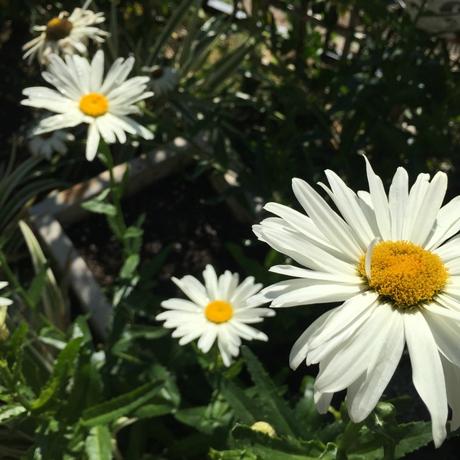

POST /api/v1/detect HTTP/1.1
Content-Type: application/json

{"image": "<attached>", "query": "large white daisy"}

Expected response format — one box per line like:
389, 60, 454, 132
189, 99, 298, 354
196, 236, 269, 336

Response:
23, 2, 108, 65
21, 50, 153, 161
156, 265, 274, 366
252, 157, 460, 446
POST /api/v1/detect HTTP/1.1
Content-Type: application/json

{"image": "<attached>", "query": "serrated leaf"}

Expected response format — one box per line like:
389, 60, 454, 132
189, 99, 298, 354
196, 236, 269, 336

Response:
231, 424, 332, 460
30, 337, 83, 411
81, 381, 163, 427
85, 425, 113, 460
241, 347, 302, 437
220, 379, 259, 425
394, 422, 433, 458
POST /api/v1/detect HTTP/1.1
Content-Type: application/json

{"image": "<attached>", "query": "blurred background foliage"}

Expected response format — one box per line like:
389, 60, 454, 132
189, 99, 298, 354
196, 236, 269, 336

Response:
0, 0, 460, 458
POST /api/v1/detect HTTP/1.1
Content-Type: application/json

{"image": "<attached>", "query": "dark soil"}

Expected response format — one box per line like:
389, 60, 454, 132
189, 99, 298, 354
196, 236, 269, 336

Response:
67, 167, 255, 296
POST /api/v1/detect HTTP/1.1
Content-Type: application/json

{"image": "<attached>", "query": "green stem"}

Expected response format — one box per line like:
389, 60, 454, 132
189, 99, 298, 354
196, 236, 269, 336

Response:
99, 142, 131, 260
337, 420, 364, 460
383, 442, 396, 460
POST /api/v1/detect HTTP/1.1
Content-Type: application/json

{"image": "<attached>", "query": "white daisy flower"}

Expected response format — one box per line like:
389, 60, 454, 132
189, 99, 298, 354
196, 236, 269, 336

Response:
252, 157, 460, 447
28, 130, 75, 160
21, 50, 153, 161
156, 265, 274, 366
23, 2, 108, 65
142, 66, 179, 97
0, 282, 12, 339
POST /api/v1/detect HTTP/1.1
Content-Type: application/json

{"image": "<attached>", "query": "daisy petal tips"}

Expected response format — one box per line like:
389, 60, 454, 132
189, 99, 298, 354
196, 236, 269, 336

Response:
156, 265, 274, 367
254, 157, 460, 447
22, 4, 108, 65
21, 50, 153, 161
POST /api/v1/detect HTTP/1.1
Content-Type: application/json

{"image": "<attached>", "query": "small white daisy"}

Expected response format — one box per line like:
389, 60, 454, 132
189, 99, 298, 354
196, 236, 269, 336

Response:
23, 2, 108, 65
156, 265, 274, 366
21, 50, 153, 161
0, 282, 12, 339
28, 130, 75, 160
143, 66, 179, 97
253, 157, 460, 447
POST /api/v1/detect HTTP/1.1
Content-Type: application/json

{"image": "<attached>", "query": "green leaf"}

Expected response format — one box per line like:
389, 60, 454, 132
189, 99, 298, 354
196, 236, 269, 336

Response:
19, 220, 68, 329
231, 425, 333, 460
123, 227, 143, 240
220, 379, 259, 425
26, 268, 48, 309
394, 422, 433, 458
120, 254, 140, 279
85, 425, 113, 460
81, 200, 117, 217
175, 396, 232, 434
241, 347, 302, 438
81, 381, 164, 427
30, 337, 83, 411
0, 404, 26, 423
202, 41, 255, 92
209, 448, 258, 460
145, 0, 200, 67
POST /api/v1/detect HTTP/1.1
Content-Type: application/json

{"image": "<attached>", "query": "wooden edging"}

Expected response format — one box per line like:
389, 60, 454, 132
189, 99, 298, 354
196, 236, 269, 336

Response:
28, 140, 191, 339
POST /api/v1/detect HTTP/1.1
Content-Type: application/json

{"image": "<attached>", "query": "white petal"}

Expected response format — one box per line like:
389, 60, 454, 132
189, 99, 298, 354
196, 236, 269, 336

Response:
172, 275, 209, 307
388, 167, 409, 240
85, 123, 100, 161
314, 302, 392, 393
441, 356, 460, 431
404, 311, 448, 448
423, 305, 460, 367
401, 173, 430, 240
347, 305, 404, 422
197, 326, 217, 353
425, 196, 460, 250
363, 156, 391, 240
411, 172, 447, 246
315, 391, 333, 414
292, 178, 361, 261
203, 265, 219, 300
323, 170, 375, 248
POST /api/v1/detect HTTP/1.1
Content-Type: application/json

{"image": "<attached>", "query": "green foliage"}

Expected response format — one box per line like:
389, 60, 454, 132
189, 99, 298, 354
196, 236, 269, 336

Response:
2, 0, 460, 458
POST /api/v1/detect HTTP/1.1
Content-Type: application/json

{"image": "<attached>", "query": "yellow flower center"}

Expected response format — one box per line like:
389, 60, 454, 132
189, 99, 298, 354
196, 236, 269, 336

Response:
79, 93, 109, 117
204, 300, 233, 324
45, 17, 73, 41
359, 241, 448, 310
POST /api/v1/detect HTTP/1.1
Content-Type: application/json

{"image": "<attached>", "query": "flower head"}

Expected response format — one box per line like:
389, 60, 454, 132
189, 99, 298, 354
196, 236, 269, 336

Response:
21, 50, 153, 161
22, 3, 108, 65
156, 265, 274, 366
0, 282, 12, 339
143, 65, 179, 97
253, 157, 460, 447
28, 130, 75, 160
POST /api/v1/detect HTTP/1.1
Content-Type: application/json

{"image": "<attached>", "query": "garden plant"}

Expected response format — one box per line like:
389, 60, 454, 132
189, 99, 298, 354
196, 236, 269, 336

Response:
1, 0, 460, 458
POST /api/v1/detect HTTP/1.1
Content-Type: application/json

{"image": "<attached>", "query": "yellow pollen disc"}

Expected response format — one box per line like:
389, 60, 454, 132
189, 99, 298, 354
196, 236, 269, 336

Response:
358, 241, 448, 309
46, 17, 73, 41
79, 93, 109, 117
205, 300, 233, 324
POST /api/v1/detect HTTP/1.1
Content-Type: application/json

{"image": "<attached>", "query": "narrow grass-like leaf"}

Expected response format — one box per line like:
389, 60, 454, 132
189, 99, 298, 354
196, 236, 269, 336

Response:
81, 381, 163, 427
